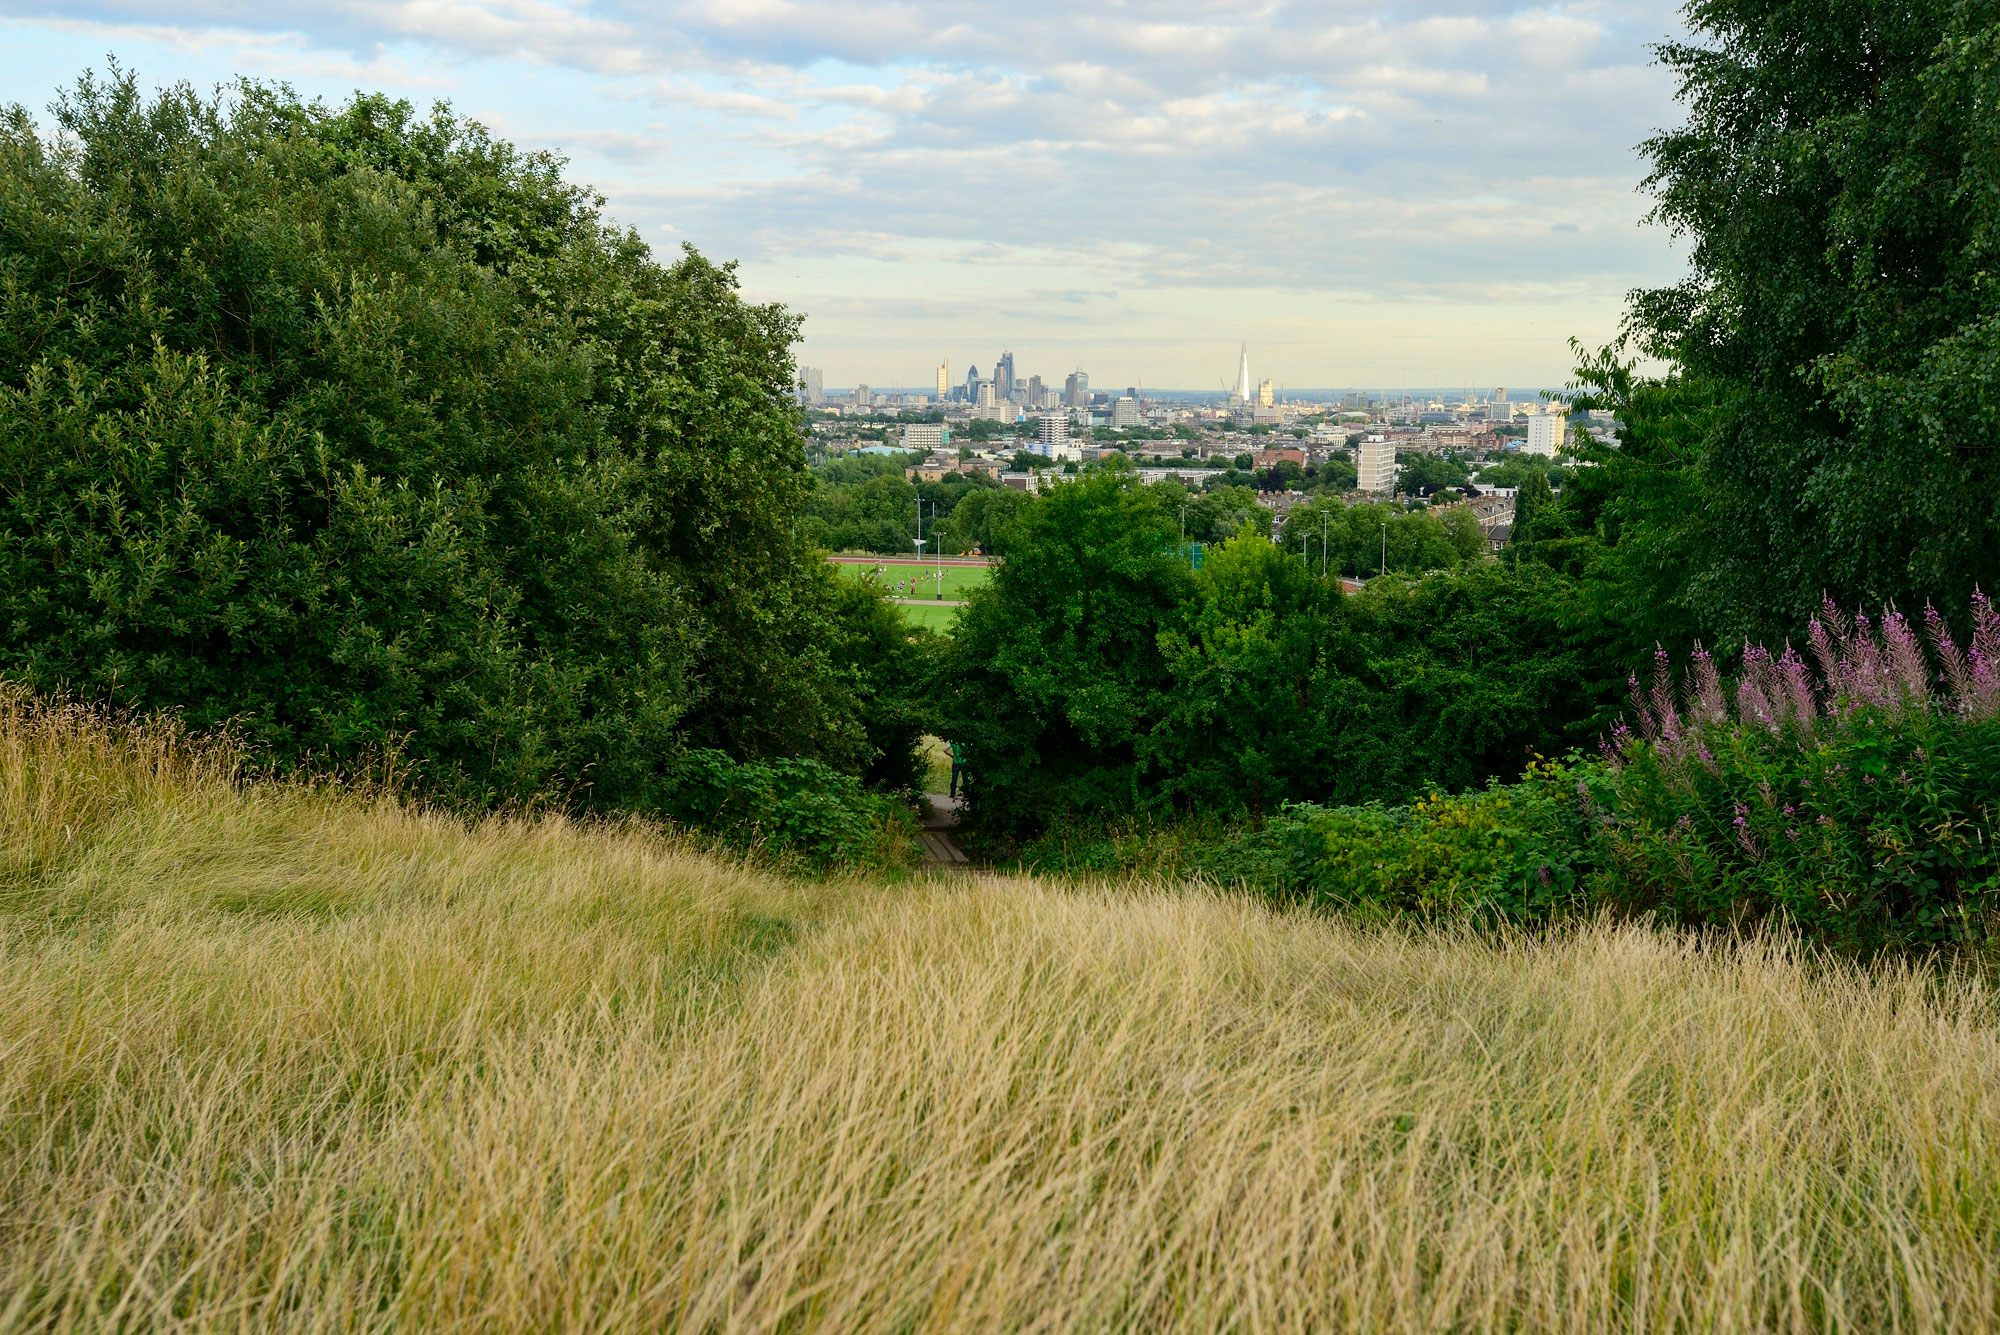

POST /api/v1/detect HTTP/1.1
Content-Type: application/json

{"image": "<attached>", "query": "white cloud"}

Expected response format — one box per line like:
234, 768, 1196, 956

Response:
0, 0, 1693, 384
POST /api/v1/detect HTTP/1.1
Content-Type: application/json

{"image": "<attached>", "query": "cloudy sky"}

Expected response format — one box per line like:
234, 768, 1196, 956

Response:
0, 0, 1694, 390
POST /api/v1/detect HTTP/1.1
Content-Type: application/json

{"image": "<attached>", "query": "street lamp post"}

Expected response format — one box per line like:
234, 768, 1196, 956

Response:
1380, 522, 1387, 578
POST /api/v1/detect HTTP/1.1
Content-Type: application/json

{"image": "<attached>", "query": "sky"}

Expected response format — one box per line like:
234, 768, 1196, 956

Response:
0, 0, 1695, 390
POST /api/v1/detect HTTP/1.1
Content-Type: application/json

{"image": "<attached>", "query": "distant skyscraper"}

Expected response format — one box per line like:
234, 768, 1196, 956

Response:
1064, 370, 1089, 407
1111, 396, 1140, 428
965, 364, 980, 402
936, 360, 949, 400
1257, 379, 1274, 408
798, 366, 824, 403
995, 351, 1015, 401
854, 384, 871, 410
1027, 374, 1044, 406
1235, 344, 1251, 404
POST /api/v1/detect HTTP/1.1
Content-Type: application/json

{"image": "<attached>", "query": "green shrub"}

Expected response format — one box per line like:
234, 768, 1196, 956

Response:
666, 750, 917, 870
1585, 602, 2000, 948
1015, 598, 2000, 951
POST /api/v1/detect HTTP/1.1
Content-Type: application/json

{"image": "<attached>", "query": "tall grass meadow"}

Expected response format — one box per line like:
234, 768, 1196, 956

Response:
2, 683, 2000, 1329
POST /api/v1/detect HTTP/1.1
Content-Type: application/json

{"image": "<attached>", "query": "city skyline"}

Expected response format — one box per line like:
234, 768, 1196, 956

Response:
0, 1, 1693, 385
801, 351, 1567, 401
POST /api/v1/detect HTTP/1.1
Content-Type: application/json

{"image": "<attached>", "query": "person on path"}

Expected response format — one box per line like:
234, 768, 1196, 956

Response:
949, 741, 967, 799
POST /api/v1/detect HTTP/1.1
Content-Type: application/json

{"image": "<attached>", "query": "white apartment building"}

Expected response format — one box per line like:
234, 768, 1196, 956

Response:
902, 423, 947, 450
1524, 412, 1568, 457
1357, 435, 1399, 494
1110, 396, 1139, 427
1035, 414, 1080, 460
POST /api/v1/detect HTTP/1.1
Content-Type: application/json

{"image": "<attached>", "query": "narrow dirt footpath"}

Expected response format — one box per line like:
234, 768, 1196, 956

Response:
918, 794, 969, 866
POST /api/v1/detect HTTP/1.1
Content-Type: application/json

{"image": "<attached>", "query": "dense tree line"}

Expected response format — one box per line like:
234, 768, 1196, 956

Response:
799, 453, 1029, 555
937, 475, 1619, 843
18, 0, 2000, 858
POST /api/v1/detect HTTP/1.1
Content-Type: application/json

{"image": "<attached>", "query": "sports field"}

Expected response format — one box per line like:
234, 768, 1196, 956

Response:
831, 557, 990, 601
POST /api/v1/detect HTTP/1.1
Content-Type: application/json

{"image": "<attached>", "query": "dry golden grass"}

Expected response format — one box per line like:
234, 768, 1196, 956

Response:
3, 687, 1999, 1331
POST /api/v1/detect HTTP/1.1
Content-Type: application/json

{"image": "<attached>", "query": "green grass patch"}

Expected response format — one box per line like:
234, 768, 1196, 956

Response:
894, 601, 964, 634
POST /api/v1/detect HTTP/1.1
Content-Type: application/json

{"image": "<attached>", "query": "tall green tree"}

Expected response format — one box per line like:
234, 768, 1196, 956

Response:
1146, 527, 1338, 819
1628, 0, 2000, 638
940, 474, 1194, 836
1511, 471, 1556, 543
0, 71, 882, 804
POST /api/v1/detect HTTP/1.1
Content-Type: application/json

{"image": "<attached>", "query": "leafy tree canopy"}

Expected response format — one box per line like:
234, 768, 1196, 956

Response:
0, 70, 893, 805
1619, 0, 2000, 638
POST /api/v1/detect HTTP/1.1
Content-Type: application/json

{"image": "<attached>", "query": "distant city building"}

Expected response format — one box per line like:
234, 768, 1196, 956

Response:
965, 364, 980, 402
1034, 414, 1078, 460
1027, 374, 1045, 407
1357, 435, 1398, 493
995, 351, 1015, 401
1234, 344, 1251, 406
978, 381, 997, 408
1111, 396, 1140, 428
1064, 370, 1090, 407
1524, 412, 1567, 457
798, 366, 824, 403
1257, 378, 1274, 408
936, 360, 949, 400
902, 423, 948, 450
854, 384, 871, 410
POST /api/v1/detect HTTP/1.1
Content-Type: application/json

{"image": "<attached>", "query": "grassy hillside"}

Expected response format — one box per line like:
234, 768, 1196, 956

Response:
4, 689, 2000, 1330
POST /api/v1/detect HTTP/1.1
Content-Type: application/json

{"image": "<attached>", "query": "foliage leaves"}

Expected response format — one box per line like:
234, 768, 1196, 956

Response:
1624, 0, 2000, 639
0, 71, 887, 811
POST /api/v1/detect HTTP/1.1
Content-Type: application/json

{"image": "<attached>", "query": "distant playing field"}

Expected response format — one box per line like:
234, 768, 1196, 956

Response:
829, 558, 990, 634
894, 601, 963, 633
831, 558, 991, 601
